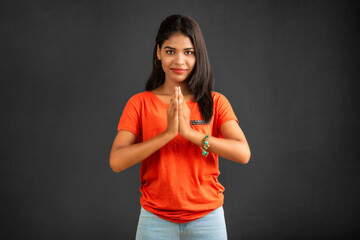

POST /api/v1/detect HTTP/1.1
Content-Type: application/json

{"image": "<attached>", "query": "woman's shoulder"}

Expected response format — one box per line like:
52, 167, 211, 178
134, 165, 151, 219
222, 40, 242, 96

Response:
211, 91, 234, 109
124, 91, 151, 106
127, 91, 151, 101
211, 91, 227, 101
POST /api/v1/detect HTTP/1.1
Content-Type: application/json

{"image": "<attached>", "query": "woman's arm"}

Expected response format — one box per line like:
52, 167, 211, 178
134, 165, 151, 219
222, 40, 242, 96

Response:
109, 130, 175, 172
182, 120, 251, 164
178, 87, 250, 164
110, 88, 180, 173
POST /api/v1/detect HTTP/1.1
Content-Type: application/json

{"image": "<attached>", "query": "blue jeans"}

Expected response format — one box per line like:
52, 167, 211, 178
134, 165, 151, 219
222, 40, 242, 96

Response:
135, 206, 227, 240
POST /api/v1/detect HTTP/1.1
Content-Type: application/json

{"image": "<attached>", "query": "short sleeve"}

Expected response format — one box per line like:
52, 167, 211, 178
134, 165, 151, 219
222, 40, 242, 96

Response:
117, 94, 141, 140
215, 93, 239, 129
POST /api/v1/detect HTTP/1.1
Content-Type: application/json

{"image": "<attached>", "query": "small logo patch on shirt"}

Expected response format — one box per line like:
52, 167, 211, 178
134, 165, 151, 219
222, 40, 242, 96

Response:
190, 120, 210, 125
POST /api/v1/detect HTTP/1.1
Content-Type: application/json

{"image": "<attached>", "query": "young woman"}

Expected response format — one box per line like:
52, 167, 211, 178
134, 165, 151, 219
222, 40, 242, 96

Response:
110, 14, 251, 240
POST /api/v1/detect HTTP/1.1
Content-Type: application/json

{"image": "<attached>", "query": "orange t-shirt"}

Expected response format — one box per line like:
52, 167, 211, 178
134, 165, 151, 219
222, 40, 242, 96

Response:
117, 91, 238, 223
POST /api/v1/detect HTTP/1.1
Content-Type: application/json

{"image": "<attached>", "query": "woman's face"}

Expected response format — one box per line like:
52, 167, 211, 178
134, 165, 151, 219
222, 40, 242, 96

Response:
157, 32, 196, 85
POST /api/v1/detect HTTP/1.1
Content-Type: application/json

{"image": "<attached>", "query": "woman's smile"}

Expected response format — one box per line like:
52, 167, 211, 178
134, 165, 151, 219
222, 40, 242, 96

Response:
171, 68, 187, 74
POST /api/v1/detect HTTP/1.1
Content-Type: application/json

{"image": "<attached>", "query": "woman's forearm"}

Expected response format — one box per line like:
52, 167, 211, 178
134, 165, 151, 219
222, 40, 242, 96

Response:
110, 131, 175, 173
183, 128, 251, 164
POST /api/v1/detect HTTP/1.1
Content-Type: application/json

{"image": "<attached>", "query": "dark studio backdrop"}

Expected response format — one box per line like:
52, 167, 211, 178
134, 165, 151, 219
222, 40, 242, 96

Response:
1, 0, 359, 239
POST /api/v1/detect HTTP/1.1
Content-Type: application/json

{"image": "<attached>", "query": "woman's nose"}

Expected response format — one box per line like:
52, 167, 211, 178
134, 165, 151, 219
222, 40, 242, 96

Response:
174, 53, 185, 65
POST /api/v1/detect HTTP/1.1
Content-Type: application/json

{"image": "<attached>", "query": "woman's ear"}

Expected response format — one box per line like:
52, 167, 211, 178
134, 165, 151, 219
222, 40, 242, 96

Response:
156, 44, 161, 60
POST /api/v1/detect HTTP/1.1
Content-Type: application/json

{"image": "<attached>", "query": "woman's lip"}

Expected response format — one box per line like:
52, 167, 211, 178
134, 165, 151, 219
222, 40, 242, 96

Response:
171, 68, 187, 74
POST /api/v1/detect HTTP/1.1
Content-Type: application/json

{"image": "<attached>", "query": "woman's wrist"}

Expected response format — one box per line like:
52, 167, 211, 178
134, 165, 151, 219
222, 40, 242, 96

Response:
163, 129, 178, 140
180, 126, 193, 140
182, 128, 211, 150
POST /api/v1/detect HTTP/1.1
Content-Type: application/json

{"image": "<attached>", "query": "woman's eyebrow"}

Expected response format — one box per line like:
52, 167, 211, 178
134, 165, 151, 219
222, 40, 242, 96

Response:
164, 46, 194, 50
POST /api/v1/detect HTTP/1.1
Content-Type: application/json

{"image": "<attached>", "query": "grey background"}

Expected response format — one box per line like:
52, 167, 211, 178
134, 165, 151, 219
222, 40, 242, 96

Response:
1, 0, 359, 239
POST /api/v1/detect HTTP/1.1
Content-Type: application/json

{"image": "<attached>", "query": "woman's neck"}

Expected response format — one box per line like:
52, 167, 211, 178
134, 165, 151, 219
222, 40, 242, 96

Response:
156, 81, 191, 96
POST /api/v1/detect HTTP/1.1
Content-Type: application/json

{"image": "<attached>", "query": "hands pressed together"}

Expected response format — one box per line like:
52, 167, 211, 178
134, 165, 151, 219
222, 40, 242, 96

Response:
166, 86, 193, 139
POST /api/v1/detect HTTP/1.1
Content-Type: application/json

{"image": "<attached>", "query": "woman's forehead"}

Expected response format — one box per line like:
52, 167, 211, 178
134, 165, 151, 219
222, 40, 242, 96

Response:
162, 33, 194, 49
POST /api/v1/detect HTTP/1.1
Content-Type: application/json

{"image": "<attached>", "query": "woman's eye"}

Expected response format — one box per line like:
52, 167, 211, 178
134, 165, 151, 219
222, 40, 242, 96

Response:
185, 51, 194, 55
166, 50, 175, 55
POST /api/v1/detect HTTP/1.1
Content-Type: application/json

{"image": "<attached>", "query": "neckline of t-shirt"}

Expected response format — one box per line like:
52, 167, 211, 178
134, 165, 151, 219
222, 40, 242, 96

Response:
147, 91, 195, 106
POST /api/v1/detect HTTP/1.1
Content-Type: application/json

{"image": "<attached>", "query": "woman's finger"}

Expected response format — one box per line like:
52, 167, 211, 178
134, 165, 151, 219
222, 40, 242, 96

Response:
170, 97, 174, 105
179, 87, 185, 105
170, 87, 177, 106
169, 96, 176, 115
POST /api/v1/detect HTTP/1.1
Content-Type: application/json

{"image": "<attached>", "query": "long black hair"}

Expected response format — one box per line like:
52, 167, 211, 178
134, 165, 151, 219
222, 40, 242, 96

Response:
145, 14, 214, 123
